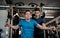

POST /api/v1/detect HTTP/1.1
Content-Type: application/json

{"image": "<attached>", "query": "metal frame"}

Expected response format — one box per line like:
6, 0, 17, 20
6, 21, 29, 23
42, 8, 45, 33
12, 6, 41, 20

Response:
1, 5, 60, 38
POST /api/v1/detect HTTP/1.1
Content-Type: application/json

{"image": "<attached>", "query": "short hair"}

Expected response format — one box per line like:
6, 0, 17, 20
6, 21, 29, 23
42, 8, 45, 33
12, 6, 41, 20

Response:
25, 10, 30, 12
34, 8, 41, 12
24, 10, 31, 14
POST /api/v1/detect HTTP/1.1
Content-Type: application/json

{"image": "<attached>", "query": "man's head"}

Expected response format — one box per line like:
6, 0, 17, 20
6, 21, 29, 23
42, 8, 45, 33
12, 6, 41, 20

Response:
34, 8, 41, 17
24, 10, 32, 20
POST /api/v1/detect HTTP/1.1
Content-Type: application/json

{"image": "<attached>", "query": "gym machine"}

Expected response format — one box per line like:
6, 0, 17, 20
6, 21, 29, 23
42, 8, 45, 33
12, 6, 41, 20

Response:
43, 6, 60, 38
1, 5, 60, 38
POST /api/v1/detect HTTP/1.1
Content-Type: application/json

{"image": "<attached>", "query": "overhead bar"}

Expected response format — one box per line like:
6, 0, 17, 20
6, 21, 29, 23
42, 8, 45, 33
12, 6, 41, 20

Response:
0, 5, 10, 8
0, 5, 60, 9
43, 6, 60, 10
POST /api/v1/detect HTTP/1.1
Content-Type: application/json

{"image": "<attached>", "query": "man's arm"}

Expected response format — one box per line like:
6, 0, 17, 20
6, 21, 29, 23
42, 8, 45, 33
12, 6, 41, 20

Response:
5, 22, 19, 30
36, 24, 51, 30
9, 24, 19, 30
42, 23, 46, 28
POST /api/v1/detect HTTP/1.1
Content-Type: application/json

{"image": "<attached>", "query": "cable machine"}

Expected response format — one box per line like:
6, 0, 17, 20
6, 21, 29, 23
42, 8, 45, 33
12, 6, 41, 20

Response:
2, 5, 60, 38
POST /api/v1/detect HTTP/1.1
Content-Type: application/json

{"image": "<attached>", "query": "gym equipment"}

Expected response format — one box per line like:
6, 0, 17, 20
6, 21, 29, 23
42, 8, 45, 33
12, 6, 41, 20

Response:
1, 5, 60, 38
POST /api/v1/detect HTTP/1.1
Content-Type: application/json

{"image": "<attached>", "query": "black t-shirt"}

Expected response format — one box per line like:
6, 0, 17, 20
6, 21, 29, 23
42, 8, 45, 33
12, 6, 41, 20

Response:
32, 17, 44, 35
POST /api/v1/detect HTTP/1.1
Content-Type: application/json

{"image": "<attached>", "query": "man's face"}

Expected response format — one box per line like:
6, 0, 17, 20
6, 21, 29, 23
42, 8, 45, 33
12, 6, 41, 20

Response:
35, 11, 40, 16
25, 11, 32, 20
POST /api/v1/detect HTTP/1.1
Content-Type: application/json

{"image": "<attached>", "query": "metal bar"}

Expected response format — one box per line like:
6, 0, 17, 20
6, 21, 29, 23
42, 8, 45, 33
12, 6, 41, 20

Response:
56, 20, 59, 38
12, 6, 60, 9
43, 7, 60, 10
0, 6, 10, 7
9, 6, 13, 38
0, 5, 60, 10
46, 16, 60, 25
42, 7, 46, 38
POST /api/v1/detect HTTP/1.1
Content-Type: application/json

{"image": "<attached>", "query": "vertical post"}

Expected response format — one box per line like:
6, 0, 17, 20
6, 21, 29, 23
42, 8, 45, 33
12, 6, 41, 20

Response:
18, 9, 20, 38
42, 7, 46, 38
10, 6, 13, 38
18, 9, 19, 13
56, 20, 59, 38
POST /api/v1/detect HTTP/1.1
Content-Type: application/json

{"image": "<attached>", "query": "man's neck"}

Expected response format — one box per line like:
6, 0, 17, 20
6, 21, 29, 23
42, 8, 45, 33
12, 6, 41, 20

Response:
35, 16, 40, 19
26, 19, 30, 22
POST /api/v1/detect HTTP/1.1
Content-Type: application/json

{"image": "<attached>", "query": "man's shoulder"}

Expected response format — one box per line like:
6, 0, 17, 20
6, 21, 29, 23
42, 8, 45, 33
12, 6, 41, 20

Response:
31, 19, 35, 21
31, 19, 36, 22
39, 18, 44, 20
